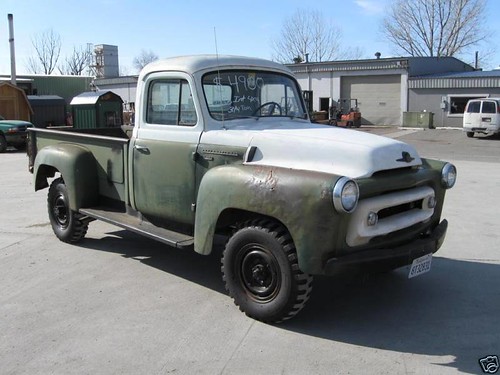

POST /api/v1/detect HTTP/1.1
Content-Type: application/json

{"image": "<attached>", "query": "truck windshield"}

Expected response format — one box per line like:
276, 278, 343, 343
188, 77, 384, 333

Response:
203, 70, 307, 121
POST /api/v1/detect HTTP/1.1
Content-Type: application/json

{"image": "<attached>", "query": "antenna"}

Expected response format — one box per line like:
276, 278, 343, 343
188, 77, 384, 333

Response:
213, 27, 225, 129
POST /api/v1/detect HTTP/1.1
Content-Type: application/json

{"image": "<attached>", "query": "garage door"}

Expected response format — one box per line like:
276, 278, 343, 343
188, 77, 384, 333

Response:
341, 75, 401, 126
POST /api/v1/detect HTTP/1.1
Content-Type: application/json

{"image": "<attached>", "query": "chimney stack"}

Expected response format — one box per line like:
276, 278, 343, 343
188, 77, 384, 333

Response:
8, 14, 17, 86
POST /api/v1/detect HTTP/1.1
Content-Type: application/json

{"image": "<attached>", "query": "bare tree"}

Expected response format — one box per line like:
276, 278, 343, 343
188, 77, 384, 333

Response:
382, 0, 489, 57
58, 45, 92, 75
26, 56, 42, 74
29, 28, 62, 74
133, 49, 159, 72
272, 9, 345, 63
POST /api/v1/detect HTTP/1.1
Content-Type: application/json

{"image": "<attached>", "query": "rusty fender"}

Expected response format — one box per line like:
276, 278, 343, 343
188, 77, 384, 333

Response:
194, 163, 348, 274
33, 144, 99, 210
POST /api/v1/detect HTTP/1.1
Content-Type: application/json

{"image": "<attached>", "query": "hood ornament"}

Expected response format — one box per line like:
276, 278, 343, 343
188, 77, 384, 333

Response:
396, 151, 415, 163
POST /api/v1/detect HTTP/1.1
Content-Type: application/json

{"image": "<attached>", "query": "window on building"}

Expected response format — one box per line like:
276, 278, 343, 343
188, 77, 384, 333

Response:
449, 95, 486, 115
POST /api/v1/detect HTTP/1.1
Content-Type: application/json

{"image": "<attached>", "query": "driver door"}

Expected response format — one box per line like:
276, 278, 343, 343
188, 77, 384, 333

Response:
132, 74, 202, 226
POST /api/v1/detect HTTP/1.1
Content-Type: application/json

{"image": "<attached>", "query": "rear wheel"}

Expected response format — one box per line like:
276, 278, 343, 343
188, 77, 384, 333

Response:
221, 219, 313, 323
466, 131, 474, 138
47, 178, 88, 243
0, 135, 7, 153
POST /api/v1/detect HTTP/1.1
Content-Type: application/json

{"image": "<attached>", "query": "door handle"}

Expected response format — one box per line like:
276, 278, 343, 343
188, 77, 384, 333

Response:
134, 144, 150, 154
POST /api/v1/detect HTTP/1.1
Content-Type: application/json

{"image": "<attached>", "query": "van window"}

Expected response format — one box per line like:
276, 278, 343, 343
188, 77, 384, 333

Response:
466, 101, 481, 113
482, 101, 496, 114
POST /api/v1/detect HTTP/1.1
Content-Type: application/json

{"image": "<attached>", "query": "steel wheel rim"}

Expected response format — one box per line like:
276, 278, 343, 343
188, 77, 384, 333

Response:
52, 194, 69, 228
238, 245, 280, 301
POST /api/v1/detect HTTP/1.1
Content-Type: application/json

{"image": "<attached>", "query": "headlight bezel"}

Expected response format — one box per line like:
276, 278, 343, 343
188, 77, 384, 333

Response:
441, 163, 457, 189
333, 177, 359, 213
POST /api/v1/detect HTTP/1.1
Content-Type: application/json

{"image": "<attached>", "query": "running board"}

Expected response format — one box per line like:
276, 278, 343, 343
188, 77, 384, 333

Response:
79, 207, 194, 249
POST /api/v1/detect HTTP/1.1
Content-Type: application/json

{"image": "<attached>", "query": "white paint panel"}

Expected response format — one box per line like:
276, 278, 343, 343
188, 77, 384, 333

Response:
200, 120, 422, 178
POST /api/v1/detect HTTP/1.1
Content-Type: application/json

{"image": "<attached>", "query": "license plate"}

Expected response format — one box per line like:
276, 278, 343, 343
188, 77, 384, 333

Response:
408, 254, 432, 279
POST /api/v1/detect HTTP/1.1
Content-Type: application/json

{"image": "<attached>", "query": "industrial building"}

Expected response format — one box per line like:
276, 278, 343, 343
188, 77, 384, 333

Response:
408, 70, 500, 127
286, 56, 477, 127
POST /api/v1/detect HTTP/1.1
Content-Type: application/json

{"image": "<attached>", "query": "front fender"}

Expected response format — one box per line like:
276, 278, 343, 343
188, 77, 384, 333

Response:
194, 164, 344, 274
34, 144, 99, 210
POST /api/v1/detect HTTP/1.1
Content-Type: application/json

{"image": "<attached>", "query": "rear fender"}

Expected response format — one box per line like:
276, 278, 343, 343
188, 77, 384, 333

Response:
34, 144, 99, 210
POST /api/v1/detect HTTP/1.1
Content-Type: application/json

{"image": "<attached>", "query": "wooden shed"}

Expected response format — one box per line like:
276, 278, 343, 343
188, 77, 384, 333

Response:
0, 82, 33, 121
70, 91, 123, 129
28, 95, 66, 127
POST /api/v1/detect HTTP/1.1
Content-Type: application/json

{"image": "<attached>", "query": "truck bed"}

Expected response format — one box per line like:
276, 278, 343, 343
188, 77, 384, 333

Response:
28, 126, 131, 204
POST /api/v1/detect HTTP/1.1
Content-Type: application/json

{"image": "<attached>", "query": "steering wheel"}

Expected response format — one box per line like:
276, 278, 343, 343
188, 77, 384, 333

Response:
252, 101, 283, 116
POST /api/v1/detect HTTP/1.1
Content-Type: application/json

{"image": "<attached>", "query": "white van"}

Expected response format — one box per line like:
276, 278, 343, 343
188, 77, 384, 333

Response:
463, 98, 500, 138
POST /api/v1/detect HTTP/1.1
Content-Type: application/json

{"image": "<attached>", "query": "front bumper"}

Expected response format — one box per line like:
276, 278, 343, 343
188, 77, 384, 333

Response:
324, 219, 447, 276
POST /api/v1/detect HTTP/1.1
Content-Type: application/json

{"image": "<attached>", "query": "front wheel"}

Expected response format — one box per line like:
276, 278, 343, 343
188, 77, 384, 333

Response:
466, 131, 474, 138
47, 178, 88, 243
221, 219, 313, 323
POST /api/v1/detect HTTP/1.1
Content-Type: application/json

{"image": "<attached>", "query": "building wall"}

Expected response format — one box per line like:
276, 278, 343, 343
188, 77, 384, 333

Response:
95, 83, 137, 107
0, 83, 32, 121
294, 69, 407, 125
295, 72, 341, 111
0, 75, 93, 104
409, 87, 500, 127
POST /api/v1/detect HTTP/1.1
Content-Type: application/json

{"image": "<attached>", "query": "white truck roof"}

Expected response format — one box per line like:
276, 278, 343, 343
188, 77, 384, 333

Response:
140, 55, 292, 77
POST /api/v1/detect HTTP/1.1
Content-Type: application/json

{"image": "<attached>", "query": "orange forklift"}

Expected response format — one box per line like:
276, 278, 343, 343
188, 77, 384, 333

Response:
329, 98, 361, 128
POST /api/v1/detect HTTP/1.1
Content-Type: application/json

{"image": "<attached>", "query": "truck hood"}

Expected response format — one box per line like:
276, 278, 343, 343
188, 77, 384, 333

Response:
202, 121, 422, 178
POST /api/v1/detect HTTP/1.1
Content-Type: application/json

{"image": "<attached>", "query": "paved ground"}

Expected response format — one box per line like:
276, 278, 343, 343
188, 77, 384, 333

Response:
0, 128, 499, 374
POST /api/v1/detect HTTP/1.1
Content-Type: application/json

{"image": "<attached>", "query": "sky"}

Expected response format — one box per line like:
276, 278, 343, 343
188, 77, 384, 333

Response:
1, 0, 500, 76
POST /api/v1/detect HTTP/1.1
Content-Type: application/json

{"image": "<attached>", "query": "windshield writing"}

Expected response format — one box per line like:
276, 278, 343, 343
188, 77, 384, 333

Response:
203, 71, 306, 121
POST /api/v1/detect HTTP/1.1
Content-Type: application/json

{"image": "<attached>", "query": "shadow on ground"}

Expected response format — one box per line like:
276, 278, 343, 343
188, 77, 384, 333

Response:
79, 229, 499, 374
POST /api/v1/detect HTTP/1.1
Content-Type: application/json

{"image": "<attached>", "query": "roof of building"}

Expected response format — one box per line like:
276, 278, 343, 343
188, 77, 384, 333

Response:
286, 56, 474, 77
28, 95, 65, 106
70, 91, 122, 105
412, 70, 500, 79
28, 95, 64, 101
409, 69, 500, 89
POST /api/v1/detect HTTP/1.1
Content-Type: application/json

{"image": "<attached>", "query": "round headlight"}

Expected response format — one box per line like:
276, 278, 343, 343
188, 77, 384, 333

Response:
441, 163, 457, 189
333, 177, 359, 213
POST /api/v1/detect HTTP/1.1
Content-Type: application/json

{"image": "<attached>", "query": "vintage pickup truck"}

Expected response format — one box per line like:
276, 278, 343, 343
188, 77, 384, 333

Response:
28, 55, 456, 323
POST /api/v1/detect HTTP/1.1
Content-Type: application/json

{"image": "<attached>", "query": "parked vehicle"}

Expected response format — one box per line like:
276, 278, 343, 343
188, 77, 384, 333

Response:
0, 115, 33, 152
463, 97, 500, 138
28, 55, 456, 323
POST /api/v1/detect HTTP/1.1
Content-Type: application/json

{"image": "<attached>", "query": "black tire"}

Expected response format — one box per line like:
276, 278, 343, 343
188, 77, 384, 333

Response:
47, 178, 88, 243
466, 131, 474, 138
221, 219, 313, 323
14, 142, 27, 151
0, 135, 7, 153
